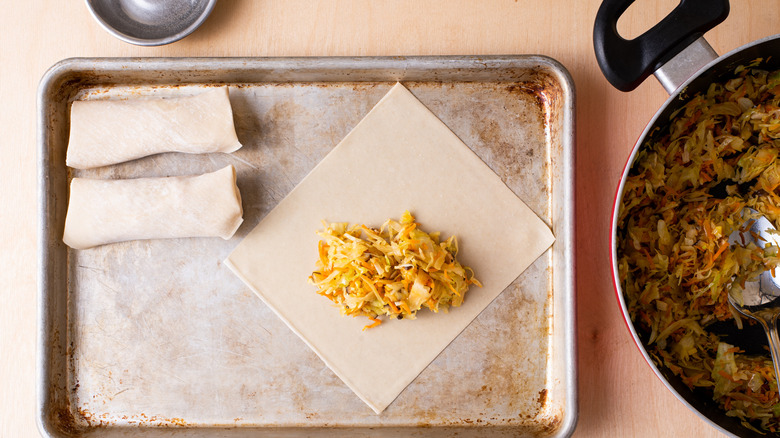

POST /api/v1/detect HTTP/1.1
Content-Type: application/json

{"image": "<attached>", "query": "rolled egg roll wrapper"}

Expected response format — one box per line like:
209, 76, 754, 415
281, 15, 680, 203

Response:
66, 87, 242, 169
63, 165, 243, 249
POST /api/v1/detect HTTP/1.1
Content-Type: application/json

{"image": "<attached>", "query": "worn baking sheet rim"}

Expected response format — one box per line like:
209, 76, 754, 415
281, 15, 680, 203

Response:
36, 56, 577, 437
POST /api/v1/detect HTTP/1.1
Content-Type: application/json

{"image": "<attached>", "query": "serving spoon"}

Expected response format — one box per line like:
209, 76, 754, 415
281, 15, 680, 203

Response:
727, 209, 780, 382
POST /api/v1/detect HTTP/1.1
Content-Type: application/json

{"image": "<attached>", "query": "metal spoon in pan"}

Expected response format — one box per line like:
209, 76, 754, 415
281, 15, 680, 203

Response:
728, 209, 780, 382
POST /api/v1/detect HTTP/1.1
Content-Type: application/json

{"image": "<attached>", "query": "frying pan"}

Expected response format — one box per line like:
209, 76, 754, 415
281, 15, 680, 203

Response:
595, 0, 780, 436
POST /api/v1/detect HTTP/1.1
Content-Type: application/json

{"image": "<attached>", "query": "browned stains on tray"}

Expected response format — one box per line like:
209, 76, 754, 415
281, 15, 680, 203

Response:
79, 408, 191, 428
49, 405, 87, 437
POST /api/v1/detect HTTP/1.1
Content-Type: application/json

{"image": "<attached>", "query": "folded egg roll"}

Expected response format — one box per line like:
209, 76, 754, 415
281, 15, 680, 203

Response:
66, 87, 242, 169
63, 165, 243, 249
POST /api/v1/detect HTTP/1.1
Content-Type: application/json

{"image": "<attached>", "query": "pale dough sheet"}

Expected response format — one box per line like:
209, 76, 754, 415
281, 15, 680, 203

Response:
64, 165, 243, 249
67, 87, 242, 169
225, 84, 555, 413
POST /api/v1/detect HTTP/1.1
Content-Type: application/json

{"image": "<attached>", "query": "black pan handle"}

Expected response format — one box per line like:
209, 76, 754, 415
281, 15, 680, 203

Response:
593, 0, 729, 92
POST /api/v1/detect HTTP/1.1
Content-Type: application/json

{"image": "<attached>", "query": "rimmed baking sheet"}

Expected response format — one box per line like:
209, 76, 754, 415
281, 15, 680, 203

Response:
37, 56, 576, 437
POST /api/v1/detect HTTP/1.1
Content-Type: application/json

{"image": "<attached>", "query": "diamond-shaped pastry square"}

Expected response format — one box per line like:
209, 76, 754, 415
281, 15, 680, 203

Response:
225, 83, 554, 413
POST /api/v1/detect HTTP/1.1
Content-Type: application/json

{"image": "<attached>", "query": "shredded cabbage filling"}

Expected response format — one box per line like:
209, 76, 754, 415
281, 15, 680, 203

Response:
618, 64, 780, 432
309, 211, 481, 330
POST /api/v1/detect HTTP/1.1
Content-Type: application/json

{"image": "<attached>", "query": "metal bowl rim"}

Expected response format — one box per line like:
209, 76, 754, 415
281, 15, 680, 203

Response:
84, 0, 218, 46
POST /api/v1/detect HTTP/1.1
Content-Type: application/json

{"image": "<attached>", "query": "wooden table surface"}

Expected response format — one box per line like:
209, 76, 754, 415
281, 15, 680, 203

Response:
2, 1, 778, 436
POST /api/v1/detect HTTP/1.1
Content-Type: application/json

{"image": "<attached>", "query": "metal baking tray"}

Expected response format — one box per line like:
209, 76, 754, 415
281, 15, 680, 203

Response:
37, 56, 576, 437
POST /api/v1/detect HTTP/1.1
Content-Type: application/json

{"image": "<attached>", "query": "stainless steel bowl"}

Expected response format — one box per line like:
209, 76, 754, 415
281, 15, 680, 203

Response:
85, 0, 217, 46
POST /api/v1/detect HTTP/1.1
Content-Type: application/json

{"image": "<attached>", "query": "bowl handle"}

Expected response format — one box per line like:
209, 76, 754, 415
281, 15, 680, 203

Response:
593, 0, 729, 92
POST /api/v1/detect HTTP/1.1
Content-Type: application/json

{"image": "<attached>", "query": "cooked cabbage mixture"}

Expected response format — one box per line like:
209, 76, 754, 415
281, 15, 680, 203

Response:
308, 211, 480, 330
617, 64, 780, 433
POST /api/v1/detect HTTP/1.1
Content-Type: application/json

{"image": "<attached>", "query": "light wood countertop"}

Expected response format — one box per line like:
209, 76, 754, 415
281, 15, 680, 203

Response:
2, 1, 778, 436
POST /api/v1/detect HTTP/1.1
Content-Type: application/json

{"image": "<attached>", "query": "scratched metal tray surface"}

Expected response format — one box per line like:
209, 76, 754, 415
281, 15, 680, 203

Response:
37, 56, 576, 437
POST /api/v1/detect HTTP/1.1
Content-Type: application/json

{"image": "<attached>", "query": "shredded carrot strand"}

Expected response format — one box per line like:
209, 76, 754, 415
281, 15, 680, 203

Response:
362, 318, 381, 331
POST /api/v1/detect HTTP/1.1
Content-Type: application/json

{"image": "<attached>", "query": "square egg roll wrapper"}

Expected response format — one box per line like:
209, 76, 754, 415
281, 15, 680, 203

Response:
63, 165, 243, 249
66, 87, 242, 169
225, 84, 555, 413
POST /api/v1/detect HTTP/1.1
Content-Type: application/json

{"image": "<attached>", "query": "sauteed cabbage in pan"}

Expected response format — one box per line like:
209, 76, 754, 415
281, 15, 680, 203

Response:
617, 64, 780, 432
